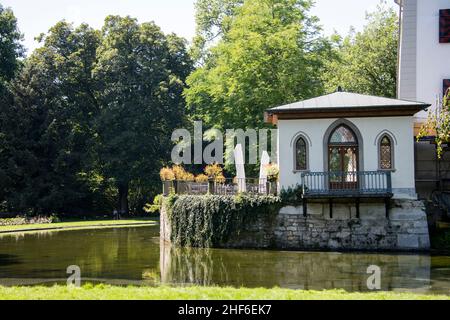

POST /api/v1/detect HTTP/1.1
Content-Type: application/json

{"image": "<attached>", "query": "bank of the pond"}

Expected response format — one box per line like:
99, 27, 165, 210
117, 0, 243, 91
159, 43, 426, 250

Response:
0, 285, 448, 300
0, 219, 157, 234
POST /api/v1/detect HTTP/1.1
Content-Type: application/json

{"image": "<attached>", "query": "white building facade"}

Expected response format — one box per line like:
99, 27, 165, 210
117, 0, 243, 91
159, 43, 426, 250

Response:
396, 0, 450, 117
267, 92, 429, 200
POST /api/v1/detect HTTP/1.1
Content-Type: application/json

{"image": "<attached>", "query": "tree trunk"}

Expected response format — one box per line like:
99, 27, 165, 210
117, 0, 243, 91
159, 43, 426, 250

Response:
118, 182, 129, 217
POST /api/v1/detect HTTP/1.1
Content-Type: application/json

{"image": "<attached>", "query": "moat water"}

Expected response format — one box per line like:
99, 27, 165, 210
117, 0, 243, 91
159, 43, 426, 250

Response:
0, 224, 449, 294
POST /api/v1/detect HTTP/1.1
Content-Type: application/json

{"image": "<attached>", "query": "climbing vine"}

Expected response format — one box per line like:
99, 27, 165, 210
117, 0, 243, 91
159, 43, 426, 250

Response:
164, 194, 282, 248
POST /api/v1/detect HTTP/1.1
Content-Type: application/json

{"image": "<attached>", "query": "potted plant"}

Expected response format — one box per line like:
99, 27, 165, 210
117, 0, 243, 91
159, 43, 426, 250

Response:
172, 165, 191, 194
204, 163, 224, 194
160, 167, 175, 196
265, 164, 279, 195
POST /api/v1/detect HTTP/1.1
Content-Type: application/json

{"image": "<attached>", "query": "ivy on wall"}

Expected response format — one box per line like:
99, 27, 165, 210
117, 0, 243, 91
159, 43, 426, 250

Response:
164, 194, 282, 248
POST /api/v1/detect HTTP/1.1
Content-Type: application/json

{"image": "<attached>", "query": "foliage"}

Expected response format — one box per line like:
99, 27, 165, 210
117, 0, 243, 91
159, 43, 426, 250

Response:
0, 218, 156, 233
195, 174, 209, 183
280, 184, 304, 204
93, 16, 193, 215
431, 229, 450, 250
0, 16, 193, 216
172, 165, 188, 181
265, 164, 279, 182
215, 174, 226, 184
0, 22, 105, 215
164, 194, 281, 248
143, 194, 164, 214
0, 4, 24, 92
191, 0, 243, 63
185, 0, 331, 131
160, 167, 176, 181
418, 90, 450, 158
0, 216, 55, 226
204, 163, 223, 178
322, 2, 398, 97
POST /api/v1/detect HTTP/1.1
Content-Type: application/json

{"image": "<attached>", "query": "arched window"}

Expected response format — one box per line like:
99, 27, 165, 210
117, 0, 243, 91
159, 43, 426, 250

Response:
379, 135, 393, 170
295, 137, 308, 171
328, 125, 359, 173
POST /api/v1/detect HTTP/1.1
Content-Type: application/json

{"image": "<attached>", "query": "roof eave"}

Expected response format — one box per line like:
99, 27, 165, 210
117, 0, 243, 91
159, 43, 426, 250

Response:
266, 104, 430, 115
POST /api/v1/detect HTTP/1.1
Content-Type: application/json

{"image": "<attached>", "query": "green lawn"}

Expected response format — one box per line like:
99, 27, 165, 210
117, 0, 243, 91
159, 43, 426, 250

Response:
0, 284, 448, 300
0, 219, 156, 233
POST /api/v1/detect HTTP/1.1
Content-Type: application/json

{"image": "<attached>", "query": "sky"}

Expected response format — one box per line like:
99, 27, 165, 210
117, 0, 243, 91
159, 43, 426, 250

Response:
1, 0, 397, 55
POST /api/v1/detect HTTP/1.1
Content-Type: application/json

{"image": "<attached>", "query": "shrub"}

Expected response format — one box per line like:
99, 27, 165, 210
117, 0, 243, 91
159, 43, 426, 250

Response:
204, 164, 223, 179
265, 164, 279, 182
164, 194, 282, 248
144, 194, 164, 214
280, 184, 304, 204
215, 174, 226, 184
0, 216, 54, 226
183, 173, 195, 182
160, 167, 175, 181
172, 165, 187, 181
195, 174, 209, 183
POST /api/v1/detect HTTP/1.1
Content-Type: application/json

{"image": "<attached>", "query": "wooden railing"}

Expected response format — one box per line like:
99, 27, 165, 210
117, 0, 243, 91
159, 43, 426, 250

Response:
301, 171, 392, 197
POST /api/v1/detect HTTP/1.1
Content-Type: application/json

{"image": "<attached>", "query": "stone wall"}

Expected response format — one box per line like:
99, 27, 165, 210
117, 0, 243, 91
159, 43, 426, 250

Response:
161, 199, 431, 251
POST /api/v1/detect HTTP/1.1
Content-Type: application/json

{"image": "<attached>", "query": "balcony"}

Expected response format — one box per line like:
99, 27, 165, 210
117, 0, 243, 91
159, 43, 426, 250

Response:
301, 171, 393, 198
301, 171, 393, 218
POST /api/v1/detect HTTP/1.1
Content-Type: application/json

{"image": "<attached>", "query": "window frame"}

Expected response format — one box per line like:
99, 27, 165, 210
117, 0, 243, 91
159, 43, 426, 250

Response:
439, 9, 450, 44
378, 134, 395, 172
293, 136, 309, 172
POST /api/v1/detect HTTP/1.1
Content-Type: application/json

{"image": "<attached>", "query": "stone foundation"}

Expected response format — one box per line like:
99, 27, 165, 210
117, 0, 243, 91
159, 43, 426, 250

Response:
161, 199, 431, 251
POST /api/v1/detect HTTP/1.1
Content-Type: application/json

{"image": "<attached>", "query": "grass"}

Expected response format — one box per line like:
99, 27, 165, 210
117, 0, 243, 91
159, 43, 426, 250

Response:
0, 284, 448, 300
0, 218, 156, 234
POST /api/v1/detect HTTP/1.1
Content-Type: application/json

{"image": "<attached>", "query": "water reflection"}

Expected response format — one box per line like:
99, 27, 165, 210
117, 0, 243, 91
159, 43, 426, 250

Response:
161, 243, 437, 292
0, 225, 449, 294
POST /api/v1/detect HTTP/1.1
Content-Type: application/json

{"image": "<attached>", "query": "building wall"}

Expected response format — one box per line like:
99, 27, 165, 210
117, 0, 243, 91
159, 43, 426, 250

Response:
277, 116, 416, 199
398, 0, 418, 102
161, 199, 431, 251
398, 0, 450, 117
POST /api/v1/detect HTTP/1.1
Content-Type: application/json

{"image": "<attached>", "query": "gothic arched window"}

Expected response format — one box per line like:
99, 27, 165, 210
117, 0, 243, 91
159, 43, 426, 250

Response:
295, 137, 308, 171
379, 135, 393, 170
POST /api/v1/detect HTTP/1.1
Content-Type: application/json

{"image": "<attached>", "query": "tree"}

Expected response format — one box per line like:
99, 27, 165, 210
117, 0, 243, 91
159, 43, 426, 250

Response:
0, 3, 24, 210
322, 2, 398, 98
191, 0, 243, 63
0, 3, 24, 92
185, 0, 331, 131
0, 22, 104, 214
93, 16, 192, 215
418, 90, 450, 158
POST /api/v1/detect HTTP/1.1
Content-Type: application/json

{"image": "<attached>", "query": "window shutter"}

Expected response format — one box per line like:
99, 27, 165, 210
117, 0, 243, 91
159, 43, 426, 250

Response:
440, 9, 450, 43
444, 79, 450, 96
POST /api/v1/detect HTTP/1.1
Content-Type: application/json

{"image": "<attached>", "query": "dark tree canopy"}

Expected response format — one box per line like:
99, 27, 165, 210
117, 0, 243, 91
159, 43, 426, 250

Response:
0, 16, 192, 215
0, 3, 23, 89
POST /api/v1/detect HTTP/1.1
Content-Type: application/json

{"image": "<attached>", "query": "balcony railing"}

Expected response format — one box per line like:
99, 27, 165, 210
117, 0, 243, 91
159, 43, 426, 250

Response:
301, 171, 392, 198
162, 178, 277, 196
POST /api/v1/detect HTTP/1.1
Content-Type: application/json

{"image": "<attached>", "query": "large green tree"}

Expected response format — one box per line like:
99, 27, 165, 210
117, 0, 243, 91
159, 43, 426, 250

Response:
185, 0, 331, 130
1, 16, 193, 216
322, 2, 399, 98
0, 3, 23, 92
191, 0, 243, 63
93, 16, 192, 215
0, 3, 24, 210
0, 22, 104, 214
